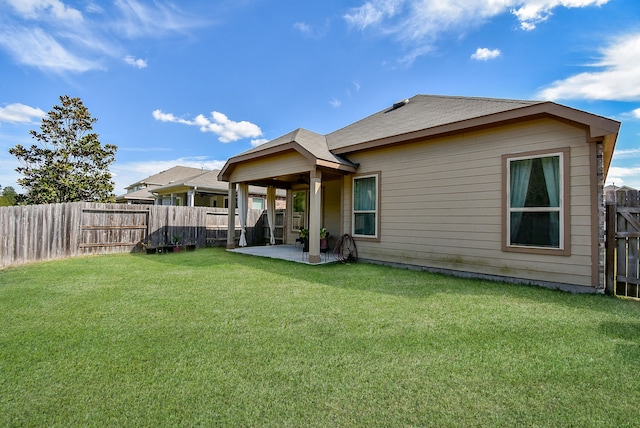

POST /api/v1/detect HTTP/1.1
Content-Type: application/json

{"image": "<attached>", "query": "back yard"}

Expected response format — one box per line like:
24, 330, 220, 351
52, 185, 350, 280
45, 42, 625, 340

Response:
1, 248, 639, 427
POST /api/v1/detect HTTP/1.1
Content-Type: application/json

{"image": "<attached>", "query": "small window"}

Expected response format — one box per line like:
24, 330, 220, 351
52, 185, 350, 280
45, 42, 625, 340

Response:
252, 197, 264, 210
506, 152, 565, 250
353, 174, 378, 238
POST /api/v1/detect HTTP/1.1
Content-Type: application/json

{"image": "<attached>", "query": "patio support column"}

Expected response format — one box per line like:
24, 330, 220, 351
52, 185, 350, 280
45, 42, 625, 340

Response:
187, 190, 195, 207
226, 182, 236, 249
308, 169, 322, 264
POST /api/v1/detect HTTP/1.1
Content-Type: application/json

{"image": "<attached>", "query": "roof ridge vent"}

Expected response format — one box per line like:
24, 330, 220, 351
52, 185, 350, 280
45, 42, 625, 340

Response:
391, 98, 409, 110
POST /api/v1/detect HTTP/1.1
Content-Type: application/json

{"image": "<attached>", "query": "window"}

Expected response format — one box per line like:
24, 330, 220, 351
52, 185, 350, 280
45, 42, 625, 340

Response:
252, 197, 264, 210
353, 174, 378, 238
291, 190, 306, 231
506, 151, 566, 251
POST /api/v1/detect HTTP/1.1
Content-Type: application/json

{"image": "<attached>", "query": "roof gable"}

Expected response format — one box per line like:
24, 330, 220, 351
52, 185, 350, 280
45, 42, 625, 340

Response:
218, 128, 357, 181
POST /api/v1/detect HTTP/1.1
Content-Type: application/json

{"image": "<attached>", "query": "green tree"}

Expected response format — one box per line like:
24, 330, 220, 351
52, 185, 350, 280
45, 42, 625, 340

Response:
0, 185, 6, 206
9, 96, 117, 204
0, 185, 18, 206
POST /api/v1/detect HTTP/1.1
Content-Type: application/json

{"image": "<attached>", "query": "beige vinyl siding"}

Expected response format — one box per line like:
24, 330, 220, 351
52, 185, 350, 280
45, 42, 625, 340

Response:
228, 152, 310, 183
322, 180, 342, 240
343, 118, 596, 288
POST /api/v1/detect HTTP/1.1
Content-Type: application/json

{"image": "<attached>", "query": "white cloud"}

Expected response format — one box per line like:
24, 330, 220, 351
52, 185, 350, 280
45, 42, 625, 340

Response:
612, 148, 640, 160
293, 20, 330, 38
0, 103, 46, 124
0, 27, 100, 72
152, 109, 263, 143
511, 0, 610, 31
606, 166, 640, 188
113, 0, 207, 38
344, 1, 399, 30
0, 0, 206, 73
471, 47, 501, 61
538, 32, 640, 101
632, 108, 640, 119
329, 98, 342, 108
344, 0, 610, 64
152, 109, 192, 125
4, 0, 83, 21
293, 22, 312, 35
124, 55, 147, 69
251, 139, 269, 147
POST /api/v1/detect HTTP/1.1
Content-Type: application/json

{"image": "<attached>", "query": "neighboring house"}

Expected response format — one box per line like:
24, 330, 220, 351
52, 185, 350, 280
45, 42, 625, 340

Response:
117, 165, 285, 208
219, 94, 621, 292
116, 166, 206, 204
151, 168, 286, 208
604, 184, 636, 204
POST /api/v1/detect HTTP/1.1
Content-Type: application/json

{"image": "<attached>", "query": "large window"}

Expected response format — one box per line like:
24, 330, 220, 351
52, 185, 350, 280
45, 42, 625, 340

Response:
506, 151, 566, 251
353, 174, 378, 238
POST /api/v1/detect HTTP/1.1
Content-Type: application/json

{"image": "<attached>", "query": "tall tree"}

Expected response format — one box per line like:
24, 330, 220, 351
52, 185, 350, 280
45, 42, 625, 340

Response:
9, 95, 117, 204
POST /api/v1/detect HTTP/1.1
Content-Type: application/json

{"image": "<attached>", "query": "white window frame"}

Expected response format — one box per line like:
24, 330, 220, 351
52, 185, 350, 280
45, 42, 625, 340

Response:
352, 173, 379, 239
506, 151, 565, 252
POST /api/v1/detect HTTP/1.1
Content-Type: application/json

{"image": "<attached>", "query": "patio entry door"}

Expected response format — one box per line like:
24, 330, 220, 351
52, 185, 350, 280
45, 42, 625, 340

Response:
291, 189, 308, 232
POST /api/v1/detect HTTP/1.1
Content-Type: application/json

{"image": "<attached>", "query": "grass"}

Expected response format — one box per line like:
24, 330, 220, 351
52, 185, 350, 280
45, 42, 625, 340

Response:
1, 248, 639, 427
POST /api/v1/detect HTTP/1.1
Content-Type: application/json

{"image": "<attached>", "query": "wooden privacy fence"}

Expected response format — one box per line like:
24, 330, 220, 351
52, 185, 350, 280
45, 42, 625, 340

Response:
606, 189, 640, 299
0, 202, 265, 269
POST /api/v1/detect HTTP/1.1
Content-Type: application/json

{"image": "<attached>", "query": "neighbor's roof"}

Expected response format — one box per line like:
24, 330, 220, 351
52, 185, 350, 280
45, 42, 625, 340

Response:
152, 169, 225, 193
125, 166, 205, 190
153, 169, 285, 196
116, 187, 157, 202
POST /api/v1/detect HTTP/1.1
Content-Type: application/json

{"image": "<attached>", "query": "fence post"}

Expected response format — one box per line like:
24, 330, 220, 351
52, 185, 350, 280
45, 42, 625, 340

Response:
605, 202, 616, 295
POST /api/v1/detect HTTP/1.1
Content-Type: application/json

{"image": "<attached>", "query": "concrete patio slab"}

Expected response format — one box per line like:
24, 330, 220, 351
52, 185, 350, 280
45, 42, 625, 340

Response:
228, 244, 335, 265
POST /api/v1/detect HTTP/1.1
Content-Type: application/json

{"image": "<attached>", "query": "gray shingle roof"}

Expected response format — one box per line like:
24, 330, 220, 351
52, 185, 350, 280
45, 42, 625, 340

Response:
116, 186, 158, 202
152, 169, 222, 192
326, 95, 544, 151
152, 169, 285, 196
126, 166, 205, 189
232, 128, 356, 167
219, 94, 620, 181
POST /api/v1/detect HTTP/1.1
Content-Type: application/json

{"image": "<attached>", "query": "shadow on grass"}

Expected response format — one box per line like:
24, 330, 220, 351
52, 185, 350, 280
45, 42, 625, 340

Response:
599, 321, 640, 363
133, 247, 632, 313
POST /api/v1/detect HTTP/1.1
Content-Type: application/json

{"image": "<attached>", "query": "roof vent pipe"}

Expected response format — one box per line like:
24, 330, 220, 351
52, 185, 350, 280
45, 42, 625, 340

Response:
392, 98, 409, 110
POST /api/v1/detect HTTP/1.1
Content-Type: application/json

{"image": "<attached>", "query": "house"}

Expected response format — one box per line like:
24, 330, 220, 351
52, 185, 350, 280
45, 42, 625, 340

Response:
604, 184, 636, 204
218, 95, 620, 292
150, 168, 286, 208
116, 166, 205, 204
117, 166, 285, 208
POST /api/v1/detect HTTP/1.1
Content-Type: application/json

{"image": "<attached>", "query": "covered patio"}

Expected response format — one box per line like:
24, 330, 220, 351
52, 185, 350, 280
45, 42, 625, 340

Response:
229, 244, 336, 265
218, 128, 358, 264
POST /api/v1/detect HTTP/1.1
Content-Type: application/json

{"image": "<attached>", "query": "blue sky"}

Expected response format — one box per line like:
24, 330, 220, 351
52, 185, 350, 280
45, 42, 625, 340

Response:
1, 0, 639, 194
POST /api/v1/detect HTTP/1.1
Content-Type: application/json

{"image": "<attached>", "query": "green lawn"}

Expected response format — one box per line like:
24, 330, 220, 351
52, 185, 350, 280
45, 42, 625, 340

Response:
1, 248, 639, 427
